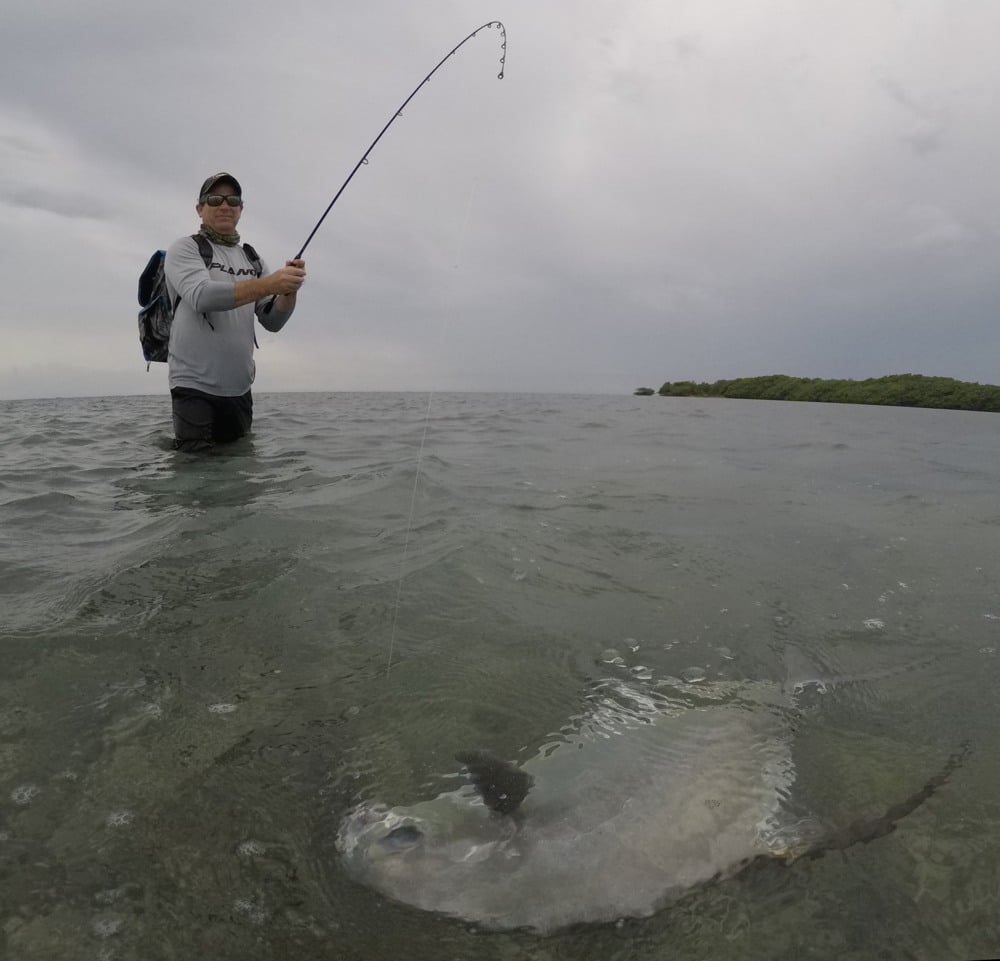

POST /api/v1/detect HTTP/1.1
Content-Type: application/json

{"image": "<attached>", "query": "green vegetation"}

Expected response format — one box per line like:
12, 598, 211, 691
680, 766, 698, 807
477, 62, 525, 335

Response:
647, 374, 1000, 412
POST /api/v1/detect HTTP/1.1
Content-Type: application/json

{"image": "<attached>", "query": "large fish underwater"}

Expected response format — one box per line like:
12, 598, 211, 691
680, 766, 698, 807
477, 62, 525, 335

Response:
336, 671, 966, 934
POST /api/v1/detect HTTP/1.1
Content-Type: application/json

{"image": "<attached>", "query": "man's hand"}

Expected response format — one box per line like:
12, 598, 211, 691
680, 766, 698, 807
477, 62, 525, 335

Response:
269, 259, 306, 296
233, 259, 306, 309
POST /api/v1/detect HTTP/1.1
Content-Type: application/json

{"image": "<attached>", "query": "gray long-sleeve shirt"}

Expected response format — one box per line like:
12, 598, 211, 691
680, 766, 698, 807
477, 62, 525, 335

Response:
164, 235, 294, 396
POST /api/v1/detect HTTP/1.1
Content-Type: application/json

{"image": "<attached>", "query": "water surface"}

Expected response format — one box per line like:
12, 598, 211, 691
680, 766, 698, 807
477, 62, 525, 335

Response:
1, 392, 998, 960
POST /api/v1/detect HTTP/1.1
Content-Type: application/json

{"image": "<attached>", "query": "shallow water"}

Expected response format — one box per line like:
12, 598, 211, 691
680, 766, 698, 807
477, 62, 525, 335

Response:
1, 392, 998, 960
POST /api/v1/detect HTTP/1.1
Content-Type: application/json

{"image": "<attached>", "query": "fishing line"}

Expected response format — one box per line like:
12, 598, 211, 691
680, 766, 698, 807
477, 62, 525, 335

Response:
386, 178, 479, 678
274, 23, 504, 673
267, 22, 506, 670
263, 21, 506, 313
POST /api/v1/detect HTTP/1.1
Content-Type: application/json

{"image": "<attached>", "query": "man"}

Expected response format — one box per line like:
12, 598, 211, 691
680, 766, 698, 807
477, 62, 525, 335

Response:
164, 172, 306, 451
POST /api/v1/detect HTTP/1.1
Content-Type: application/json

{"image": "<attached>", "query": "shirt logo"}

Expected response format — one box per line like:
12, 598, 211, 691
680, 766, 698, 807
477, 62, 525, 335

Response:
210, 261, 258, 277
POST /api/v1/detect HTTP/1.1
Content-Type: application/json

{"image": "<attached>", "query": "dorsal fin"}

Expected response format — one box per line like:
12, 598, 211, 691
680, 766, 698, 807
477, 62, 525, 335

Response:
455, 749, 534, 816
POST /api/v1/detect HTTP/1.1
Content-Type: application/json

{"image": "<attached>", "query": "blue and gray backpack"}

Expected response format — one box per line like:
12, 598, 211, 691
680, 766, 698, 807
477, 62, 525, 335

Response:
137, 234, 262, 369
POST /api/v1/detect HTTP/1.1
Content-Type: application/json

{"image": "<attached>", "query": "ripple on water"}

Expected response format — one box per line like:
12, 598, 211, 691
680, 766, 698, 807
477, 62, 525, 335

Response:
105, 809, 135, 829
236, 839, 266, 857
91, 913, 126, 939
208, 702, 238, 714
680, 667, 707, 683
233, 896, 269, 925
94, 883, 142, 906
11, 784, 40, 806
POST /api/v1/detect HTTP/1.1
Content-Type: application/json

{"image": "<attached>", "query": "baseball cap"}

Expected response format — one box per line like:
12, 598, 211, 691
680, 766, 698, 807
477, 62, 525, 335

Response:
198, 172, 242, 200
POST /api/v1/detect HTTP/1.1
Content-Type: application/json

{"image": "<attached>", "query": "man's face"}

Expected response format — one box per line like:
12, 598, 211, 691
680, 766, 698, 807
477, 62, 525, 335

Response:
197, 182, 243, 233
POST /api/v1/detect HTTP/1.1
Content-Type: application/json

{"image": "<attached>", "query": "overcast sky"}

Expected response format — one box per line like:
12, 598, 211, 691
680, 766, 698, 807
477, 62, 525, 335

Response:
2, 0, 999, 400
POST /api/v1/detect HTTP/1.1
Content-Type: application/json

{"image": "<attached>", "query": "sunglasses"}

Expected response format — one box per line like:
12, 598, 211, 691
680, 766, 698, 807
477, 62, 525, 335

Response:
201, 194, 243, 207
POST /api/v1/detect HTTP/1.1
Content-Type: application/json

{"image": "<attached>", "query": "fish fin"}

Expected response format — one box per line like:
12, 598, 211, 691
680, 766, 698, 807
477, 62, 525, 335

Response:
455, 749, 534, 816
799, 741, 971, 861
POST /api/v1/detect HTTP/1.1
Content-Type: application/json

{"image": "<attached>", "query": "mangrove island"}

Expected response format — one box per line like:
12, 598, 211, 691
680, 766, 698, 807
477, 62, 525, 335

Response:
633, 374, 1000, 413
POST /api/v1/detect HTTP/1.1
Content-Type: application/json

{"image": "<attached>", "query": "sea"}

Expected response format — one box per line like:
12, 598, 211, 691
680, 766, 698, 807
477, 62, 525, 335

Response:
1, 391, 998, 961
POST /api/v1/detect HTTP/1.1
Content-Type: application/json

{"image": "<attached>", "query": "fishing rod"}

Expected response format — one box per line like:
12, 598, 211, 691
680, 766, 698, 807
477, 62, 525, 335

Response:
297, 21, 506, 259
264, 21, 507, 312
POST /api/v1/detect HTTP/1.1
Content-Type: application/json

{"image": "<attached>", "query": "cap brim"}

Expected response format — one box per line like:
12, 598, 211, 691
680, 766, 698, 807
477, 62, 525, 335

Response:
199, 172, 242, 199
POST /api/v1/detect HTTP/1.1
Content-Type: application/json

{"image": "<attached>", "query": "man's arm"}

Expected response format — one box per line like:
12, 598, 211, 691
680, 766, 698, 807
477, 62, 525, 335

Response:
255, 290, 298, 333
233, 260, 306, 307
165, 239, 305, 320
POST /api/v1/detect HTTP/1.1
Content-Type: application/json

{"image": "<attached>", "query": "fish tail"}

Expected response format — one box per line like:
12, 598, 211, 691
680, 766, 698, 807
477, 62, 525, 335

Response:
802, 740, 971, 860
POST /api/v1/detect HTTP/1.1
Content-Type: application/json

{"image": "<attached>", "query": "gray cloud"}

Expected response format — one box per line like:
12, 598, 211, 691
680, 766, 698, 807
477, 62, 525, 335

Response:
3, 187, 108, 220
879, 76, 949, 157
2, 0, 1000, 400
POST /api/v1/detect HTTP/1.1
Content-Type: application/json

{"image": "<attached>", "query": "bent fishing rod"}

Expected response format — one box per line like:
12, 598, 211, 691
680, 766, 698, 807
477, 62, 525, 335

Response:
265, 21, 507, 312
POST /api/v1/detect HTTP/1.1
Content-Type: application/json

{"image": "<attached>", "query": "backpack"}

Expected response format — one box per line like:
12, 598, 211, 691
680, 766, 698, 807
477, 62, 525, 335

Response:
137, 234, 262, 369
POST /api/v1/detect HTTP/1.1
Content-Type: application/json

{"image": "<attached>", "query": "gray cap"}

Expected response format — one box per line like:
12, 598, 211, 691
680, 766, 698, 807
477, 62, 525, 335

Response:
198, 172, 241, 200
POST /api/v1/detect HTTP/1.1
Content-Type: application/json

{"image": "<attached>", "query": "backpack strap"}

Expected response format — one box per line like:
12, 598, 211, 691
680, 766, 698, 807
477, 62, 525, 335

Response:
185, 234, 265, 339
192, 232, 214, 269
240, 242, 265, 350
190, 233, 262, 276
188, 233, 216, 328
241, 242, 264, 278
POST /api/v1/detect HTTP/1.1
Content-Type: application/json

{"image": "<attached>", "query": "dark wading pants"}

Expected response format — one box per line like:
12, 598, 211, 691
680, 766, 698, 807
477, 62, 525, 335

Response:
170, 387, 253, 452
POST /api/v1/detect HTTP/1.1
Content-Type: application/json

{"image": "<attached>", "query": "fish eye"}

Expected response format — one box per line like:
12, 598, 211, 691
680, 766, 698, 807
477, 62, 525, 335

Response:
383, 825, 423, 850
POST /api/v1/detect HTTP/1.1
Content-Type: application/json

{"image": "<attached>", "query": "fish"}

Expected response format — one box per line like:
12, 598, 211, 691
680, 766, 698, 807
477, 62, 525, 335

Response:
335, 676, 965, 934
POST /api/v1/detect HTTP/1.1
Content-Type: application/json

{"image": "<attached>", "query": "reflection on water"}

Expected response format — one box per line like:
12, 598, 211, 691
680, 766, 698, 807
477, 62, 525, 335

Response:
1, 393, 999, 960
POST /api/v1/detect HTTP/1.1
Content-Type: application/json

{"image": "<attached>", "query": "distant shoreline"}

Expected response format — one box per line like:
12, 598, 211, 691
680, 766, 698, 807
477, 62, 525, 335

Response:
633, 374, 1000, 413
